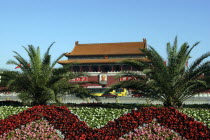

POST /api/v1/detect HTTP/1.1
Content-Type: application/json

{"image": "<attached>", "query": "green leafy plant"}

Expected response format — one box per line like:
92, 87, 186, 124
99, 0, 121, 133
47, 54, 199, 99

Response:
0, 43, 88, 105
108, 37, 210, 108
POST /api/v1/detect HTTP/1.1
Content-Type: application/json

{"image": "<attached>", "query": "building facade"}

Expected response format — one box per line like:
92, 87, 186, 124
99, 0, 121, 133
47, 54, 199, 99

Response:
58, 39, 149, 89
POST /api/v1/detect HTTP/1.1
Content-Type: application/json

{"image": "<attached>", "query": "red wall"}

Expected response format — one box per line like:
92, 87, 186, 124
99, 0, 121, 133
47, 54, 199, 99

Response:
82, 76, 119, 88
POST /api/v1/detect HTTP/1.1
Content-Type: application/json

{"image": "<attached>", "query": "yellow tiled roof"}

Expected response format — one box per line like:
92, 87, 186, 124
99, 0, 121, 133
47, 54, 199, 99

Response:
58, 58, 149, 64
65, 40, 147, 56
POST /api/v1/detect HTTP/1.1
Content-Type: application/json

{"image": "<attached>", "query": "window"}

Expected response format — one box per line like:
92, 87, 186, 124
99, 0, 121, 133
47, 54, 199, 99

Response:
113, 65, 121, 71
123, 65, 131, 71
82, 66, 89, 72
73, 66, 80, 72
92, 66, 98, 72
101, 65, 111, 72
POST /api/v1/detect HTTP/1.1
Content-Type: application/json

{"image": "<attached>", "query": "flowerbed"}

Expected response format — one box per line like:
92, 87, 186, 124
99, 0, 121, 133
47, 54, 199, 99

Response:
69, 107, 130, 128
179, 108, 210, 128
0, 106, 29, 119
0, 119, 64, 139
119, 120, 184, 140
0, 105, 209, 140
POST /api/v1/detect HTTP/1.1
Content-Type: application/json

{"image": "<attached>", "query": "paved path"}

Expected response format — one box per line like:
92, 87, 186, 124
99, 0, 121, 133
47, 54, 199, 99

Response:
61, 95, 210, 104
0, 94, 209, 104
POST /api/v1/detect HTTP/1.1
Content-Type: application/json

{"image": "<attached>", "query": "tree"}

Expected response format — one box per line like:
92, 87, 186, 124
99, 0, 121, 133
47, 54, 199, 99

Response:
107, 37, 210, 108
0, 43, 88, 105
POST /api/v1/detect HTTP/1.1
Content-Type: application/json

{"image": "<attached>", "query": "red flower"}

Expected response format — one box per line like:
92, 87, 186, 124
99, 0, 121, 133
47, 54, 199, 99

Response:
0, 105, 209, 140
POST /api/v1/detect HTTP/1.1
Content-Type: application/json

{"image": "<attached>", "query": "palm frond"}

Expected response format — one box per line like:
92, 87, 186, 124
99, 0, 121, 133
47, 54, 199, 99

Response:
188, 52, 210, 73
109, 37, 210, 108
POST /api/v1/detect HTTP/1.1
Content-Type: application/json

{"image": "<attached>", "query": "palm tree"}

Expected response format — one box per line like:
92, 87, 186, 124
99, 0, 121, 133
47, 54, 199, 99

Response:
0, 43, 88, 105
107, 37, 210, 108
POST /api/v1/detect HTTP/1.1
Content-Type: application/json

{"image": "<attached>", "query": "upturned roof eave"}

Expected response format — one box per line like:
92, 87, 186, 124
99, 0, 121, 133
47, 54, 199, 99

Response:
64, 52, 144, 56
57, 58, 150, 65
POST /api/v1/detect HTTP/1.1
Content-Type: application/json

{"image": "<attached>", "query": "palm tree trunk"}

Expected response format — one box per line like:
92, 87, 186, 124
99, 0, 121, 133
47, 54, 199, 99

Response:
163, 100, 183, 108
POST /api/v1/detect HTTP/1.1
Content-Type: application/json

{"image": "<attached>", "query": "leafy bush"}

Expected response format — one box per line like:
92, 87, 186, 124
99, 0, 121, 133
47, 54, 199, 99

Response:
0, 100, 23, 106
66, 103, 164, 109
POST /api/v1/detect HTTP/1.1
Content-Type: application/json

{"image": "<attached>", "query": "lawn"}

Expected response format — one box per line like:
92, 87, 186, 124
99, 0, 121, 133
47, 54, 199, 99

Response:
0, 105, 209, 140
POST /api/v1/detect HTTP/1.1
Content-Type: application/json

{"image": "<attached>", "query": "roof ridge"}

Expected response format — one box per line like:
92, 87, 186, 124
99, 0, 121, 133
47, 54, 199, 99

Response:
76, 41, 143, 46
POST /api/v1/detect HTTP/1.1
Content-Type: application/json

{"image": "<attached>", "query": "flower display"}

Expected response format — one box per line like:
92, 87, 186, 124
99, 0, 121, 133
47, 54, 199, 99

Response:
0, 106, 29, 119
179, 108, 210, 128
119, 120, 184, 140
69, 107, 130, 128
0, 119, 64, 139
0, 105, 209, 140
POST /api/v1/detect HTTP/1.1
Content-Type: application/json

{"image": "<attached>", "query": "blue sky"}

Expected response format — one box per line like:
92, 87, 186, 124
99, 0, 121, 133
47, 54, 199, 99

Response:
0, 0, 210, 70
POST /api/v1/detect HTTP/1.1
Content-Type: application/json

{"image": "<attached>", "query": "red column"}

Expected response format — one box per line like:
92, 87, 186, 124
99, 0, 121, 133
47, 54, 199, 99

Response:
111, 65, 114, 72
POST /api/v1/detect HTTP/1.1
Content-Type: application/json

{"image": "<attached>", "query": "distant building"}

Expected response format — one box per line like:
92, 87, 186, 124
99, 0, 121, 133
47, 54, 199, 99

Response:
58, 39, 149, 88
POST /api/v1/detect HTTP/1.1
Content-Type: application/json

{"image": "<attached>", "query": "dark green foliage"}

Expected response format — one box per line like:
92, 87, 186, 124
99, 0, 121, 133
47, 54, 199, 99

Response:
63, 102, 210, 109
108, 37, 210, 108
0, 101, 23, 106
64, 102, 163, 109
0, 43, 88, 105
